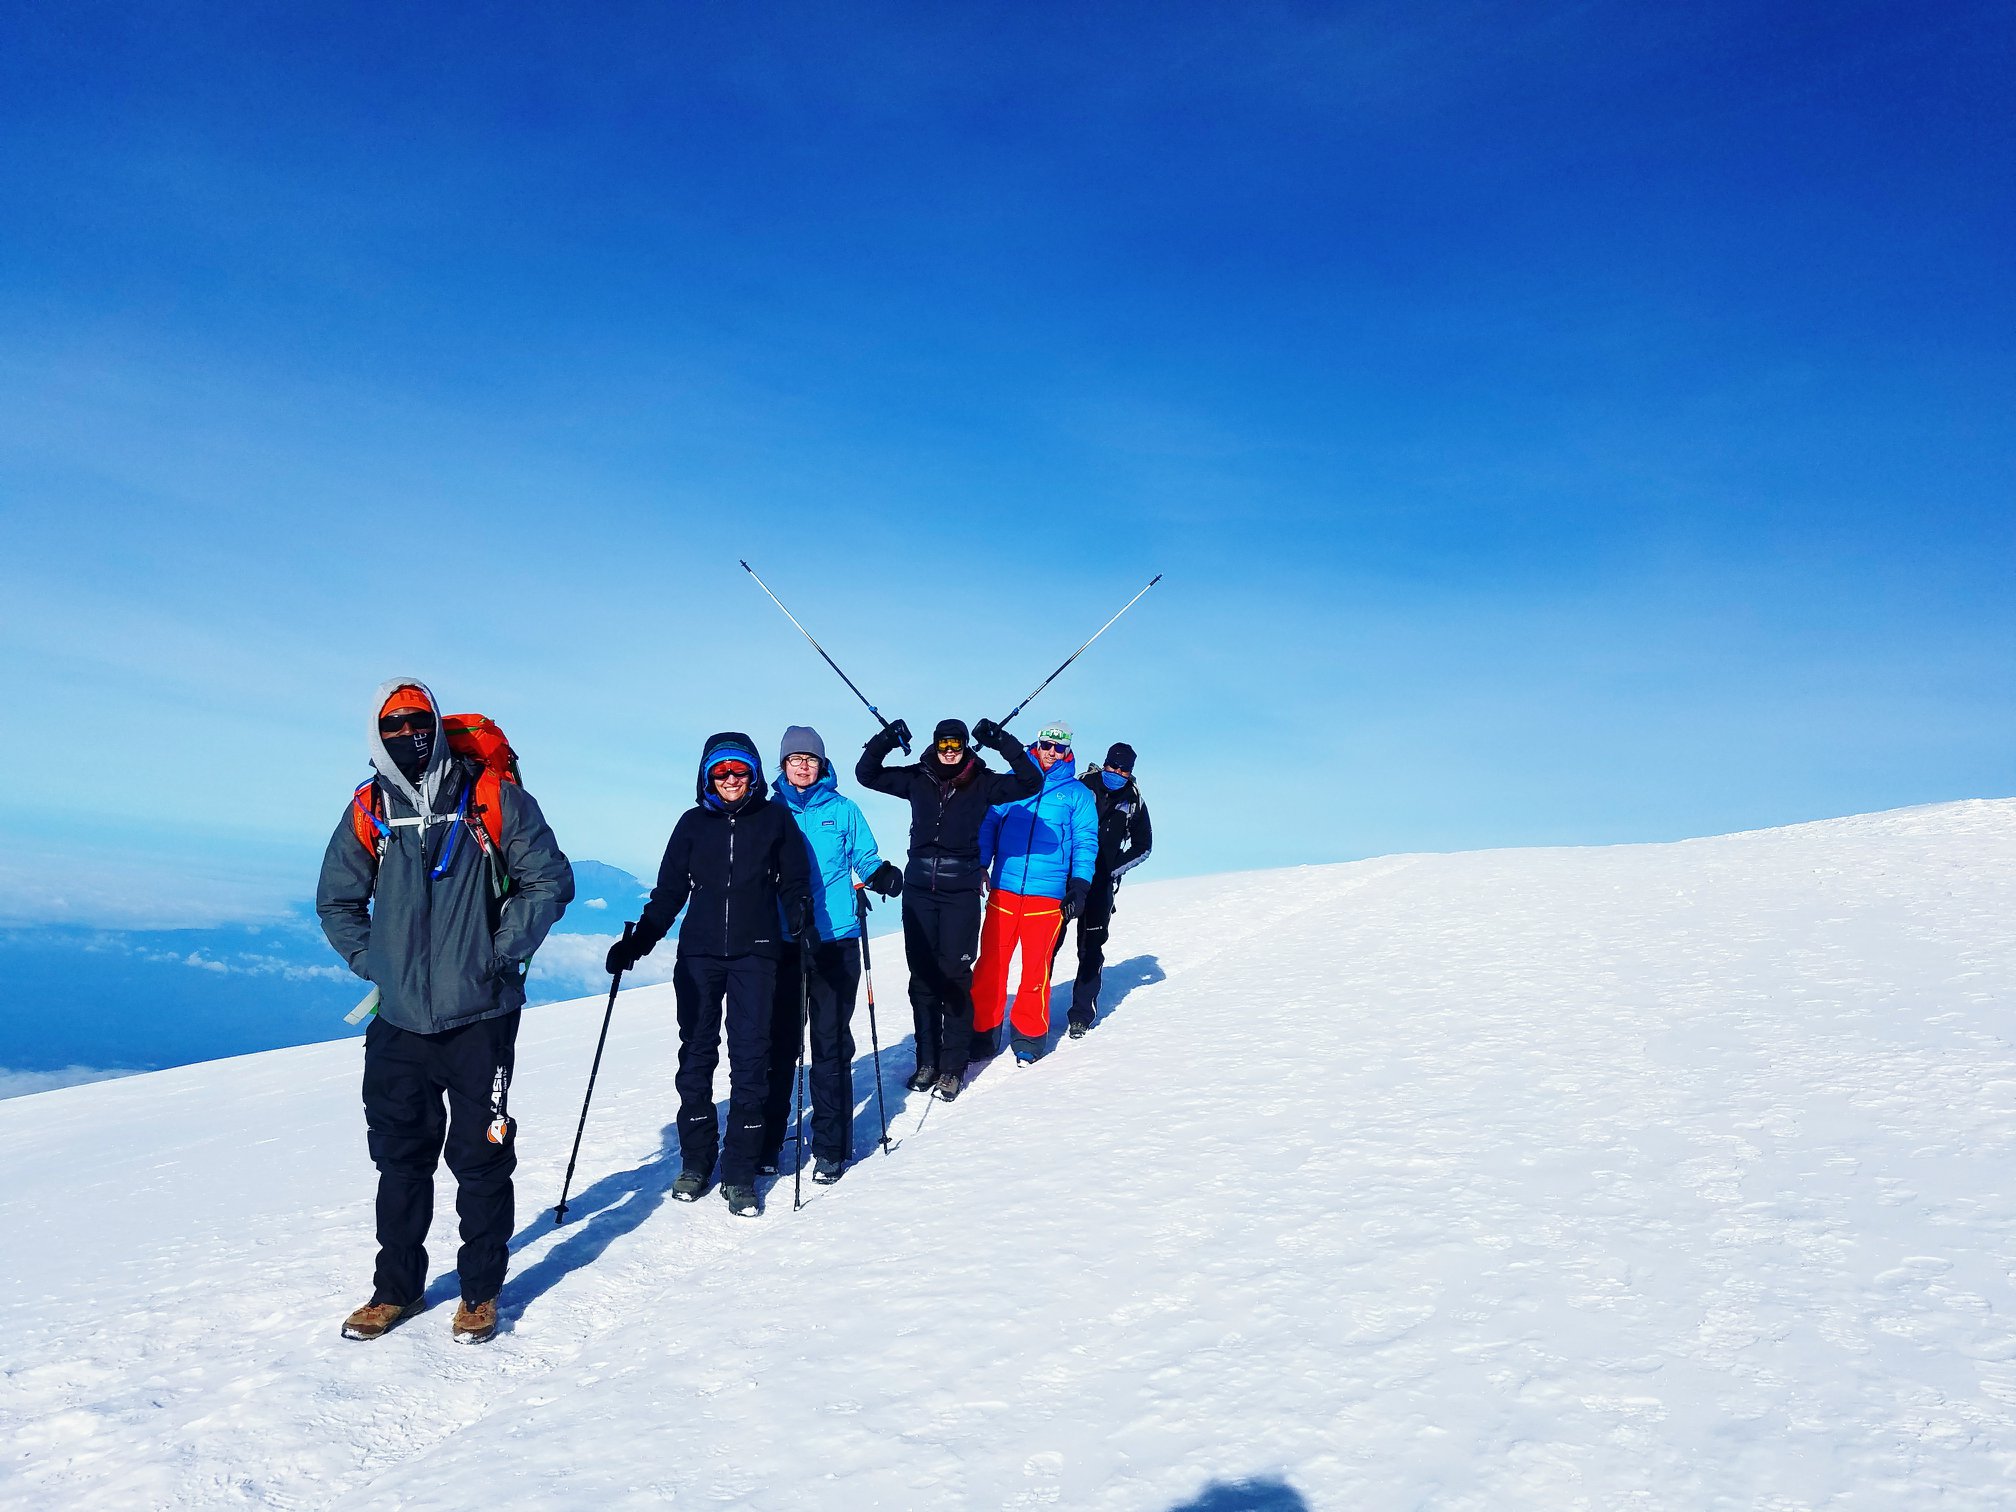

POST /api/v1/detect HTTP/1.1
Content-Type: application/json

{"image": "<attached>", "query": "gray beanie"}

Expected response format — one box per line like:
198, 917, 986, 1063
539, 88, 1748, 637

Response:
779, 725, 827, 769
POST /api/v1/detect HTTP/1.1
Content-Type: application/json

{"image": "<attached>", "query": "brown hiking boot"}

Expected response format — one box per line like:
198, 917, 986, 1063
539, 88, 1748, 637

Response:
341, 1297, 422, 1341
452, 1297, 498, 1344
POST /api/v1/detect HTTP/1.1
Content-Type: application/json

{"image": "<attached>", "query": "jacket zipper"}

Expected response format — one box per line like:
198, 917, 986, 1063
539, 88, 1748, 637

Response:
725, 813, 736, 942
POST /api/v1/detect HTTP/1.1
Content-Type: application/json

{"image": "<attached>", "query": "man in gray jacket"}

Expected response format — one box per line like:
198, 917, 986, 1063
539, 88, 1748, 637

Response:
317, 678, 573, 1344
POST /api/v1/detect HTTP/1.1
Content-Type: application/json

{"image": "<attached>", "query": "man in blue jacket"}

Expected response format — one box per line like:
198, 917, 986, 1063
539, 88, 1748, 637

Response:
973, 720, 1099, 1063
760, 725, 902, 1184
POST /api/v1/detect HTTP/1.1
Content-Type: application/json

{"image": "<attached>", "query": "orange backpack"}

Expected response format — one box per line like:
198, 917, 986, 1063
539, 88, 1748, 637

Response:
350, 714, 522, 892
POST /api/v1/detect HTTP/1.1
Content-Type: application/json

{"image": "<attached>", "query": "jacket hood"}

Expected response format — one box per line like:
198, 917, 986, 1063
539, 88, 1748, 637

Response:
775, 763, 840, 813
696, 730, 769, 808
367, 675, 452, 814
1033, 749, 1080, 791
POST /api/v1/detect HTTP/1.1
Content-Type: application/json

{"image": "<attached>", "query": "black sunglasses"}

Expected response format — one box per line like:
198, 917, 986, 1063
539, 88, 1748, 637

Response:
378, 712, 431, 736
1035, 740, 1069, 754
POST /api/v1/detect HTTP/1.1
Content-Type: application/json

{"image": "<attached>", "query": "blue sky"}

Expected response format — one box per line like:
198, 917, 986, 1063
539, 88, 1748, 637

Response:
1, 0, 2011, 929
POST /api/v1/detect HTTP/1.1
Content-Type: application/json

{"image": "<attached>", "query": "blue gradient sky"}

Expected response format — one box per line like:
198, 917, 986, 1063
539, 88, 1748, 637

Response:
1, 1, 2011, 926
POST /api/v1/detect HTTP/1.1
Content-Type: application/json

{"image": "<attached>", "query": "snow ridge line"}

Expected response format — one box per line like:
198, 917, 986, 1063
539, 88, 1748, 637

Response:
1150, 855, 1424, 980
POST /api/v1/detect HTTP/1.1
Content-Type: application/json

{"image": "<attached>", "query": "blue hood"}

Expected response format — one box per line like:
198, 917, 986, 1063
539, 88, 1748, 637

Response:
695, 731, 768, 809
774, 764, 842, 814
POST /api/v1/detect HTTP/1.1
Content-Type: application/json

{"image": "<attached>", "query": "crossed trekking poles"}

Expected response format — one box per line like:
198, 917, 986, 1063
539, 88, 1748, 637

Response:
554, 563, 1161, 1221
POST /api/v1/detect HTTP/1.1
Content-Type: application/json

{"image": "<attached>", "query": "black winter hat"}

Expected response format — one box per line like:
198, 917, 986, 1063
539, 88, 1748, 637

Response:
1105, 742, 1137, 771
933, 718, 970, 745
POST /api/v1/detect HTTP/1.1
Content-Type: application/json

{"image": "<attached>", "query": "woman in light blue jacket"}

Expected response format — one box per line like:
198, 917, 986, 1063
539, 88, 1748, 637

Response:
760, 725, 903, 1183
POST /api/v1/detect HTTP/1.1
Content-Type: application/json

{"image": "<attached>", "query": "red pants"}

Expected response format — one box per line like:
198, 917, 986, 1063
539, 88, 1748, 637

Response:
972, 889, 1068, 1041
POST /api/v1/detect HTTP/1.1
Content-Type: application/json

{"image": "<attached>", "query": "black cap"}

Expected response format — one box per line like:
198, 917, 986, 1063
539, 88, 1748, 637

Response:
933, 718, 970, 745
1105, 742, 1136, 770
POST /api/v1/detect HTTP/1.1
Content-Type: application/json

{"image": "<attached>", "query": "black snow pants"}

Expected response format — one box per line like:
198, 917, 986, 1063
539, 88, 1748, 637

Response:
761, 938, 863, 1166
362, 1009, 519, 1307
903, 887, 983, 1077
673, 951, 777, 1187
1053, 873, 1117, 1024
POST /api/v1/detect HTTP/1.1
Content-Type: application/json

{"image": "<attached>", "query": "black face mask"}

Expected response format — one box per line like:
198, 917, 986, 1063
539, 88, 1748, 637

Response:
384, 728, 433, 782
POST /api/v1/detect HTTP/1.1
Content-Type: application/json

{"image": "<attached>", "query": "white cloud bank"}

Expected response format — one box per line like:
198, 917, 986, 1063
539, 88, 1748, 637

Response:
0, 1066, 138, 1101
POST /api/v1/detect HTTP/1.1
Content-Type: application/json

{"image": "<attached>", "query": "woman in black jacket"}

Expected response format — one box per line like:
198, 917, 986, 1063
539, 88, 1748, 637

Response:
607, 732, 812, 1216
856, 716, 1041, 1100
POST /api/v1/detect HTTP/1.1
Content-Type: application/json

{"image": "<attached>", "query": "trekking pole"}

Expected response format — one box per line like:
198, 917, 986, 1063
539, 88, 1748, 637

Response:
855, 886, 893, 1155
741, 560, 912, 754
995, 573, 1163, 729
555, 921, 635, 1226
792, 951, 811, 1211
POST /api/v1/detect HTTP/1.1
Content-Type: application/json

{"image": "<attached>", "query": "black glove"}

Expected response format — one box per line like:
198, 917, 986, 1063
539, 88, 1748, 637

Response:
1062, 877, 1092, 922
605, 930, 648, 976
868, 718, 911, 755
789, 900, 821, 952
972, 717, 1012, 751
866, 861, 903, 898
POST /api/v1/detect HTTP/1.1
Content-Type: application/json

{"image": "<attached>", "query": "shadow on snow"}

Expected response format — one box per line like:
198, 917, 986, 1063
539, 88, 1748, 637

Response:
1167, 1479, 1311, 1511
461, 950, 1168, 1322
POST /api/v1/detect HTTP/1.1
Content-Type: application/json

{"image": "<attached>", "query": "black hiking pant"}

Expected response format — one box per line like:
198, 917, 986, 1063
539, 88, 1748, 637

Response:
903, 887, 983, 1076
761, 938, 863, 1167
362, 1010, 519, 1307
1053, 873, 1117, 1024
674, 951, 777, 1187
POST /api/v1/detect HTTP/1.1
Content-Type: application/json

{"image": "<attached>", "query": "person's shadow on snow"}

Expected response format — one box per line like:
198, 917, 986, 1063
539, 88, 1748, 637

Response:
426, 1119, 686, 1329
1166, 1478, 1310, 1511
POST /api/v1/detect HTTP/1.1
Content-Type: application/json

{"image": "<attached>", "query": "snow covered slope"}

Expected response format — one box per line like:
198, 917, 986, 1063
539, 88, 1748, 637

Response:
4, 801, 2015, 1510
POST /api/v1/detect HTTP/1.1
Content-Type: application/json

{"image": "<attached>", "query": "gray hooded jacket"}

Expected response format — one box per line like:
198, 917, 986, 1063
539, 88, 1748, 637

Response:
316, 677, 574, 1034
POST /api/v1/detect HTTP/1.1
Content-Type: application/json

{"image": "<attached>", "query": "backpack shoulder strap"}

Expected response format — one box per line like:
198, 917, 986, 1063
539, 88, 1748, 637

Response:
350, 779, 389, 864
463, 770, 513, 899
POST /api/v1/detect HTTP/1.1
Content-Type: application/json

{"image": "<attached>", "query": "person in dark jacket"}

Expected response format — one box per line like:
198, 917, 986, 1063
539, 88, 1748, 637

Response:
856, 715, 1040, 1101
605, 732, 813, 1217
318, 677, 574, 1346
1054, 741, 1154, 1034
759, 725, 902, 1185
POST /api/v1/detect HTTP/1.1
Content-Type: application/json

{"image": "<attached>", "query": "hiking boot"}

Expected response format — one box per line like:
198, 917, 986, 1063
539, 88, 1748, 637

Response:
340, 1297, 422, 1341
672, 1168, 711, 1202
812, 1157, 845, 1185
452, 1298, 498, 1345
968, 1030, 998, 1061
1012, 1037, 1041, 1065
934, 1071, 963, 1102
905, 1064, 937, 1093
1067, 1018, 1091, 1040
722, 1184, 760, 1218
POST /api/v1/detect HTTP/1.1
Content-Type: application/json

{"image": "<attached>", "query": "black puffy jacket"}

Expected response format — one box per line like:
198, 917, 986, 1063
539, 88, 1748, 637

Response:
634, 732, 813, 960
856, 726, 1042, 894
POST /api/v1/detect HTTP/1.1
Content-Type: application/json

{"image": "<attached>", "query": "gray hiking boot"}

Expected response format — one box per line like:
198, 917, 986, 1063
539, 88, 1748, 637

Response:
672, 1168, 711, 1202
812, 1157, 845, 1185
722, 1183, 761, 1217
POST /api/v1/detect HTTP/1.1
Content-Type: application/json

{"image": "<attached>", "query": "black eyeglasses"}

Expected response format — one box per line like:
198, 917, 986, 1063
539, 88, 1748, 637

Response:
378, 712, 430, 736
1035, 740, 1069, 754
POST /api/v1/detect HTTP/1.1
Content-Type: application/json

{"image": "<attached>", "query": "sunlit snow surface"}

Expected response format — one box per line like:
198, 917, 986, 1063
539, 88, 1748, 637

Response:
4, 801, 2015, 1509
